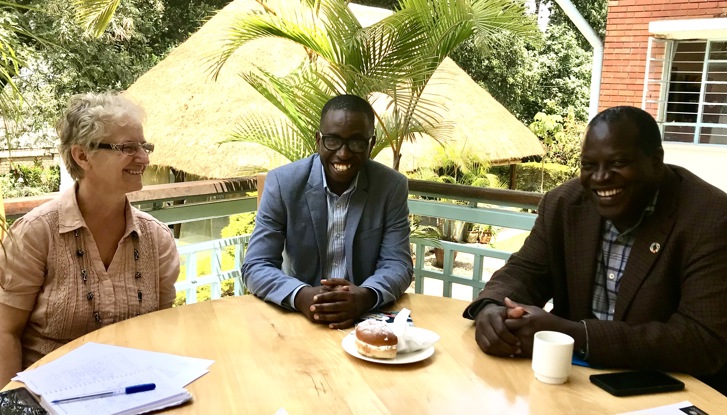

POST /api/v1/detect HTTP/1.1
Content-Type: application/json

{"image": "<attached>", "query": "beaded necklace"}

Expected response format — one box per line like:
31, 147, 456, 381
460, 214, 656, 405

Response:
73, 229, 143, 324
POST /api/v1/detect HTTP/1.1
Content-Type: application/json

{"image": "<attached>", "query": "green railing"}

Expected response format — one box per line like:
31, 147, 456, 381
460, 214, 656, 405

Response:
3, 177, 542, 302
175, 235, 250, 304
407, 180, 540, 300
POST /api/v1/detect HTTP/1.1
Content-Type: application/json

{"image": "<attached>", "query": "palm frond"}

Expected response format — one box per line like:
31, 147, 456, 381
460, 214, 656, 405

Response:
224, 64, 352, 161
208, 0, 358, 80
71, 0, 122, 38
0, 3, 41, 123
222, 116, 313, 162
0, 2, 39, 11
212, 0, 538, 170
470, 0, 540, 47
244, 64, 343, 126
371, 101, 453, 159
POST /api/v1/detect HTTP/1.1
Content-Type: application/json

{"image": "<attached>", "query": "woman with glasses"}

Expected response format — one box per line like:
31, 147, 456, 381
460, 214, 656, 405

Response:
0, 92, 179, 386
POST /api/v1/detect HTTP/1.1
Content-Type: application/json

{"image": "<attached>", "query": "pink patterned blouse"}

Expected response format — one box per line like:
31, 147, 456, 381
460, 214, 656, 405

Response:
0, 185, 179, 368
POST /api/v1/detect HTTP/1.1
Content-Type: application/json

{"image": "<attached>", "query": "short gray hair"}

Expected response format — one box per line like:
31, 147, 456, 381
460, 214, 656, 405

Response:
57, 92, 145, 180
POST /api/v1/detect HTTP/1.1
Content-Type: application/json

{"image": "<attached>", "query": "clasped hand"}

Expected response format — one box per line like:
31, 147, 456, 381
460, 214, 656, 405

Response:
475, 297, 578, 357
295, 278, 376, 330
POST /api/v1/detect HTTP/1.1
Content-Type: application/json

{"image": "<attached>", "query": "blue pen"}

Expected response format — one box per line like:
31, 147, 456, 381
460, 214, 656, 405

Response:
51, 383, 156, 404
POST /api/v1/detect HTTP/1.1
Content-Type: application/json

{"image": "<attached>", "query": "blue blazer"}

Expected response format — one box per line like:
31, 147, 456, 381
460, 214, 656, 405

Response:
242, 155, 413, 309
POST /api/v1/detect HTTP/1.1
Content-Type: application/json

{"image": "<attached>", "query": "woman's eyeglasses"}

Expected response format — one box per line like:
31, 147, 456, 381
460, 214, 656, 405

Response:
95, 142, 155, 156
319, 133, 373, 154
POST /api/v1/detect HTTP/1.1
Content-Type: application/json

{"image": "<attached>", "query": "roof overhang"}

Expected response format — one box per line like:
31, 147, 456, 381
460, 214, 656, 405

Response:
649, 17, 727, 40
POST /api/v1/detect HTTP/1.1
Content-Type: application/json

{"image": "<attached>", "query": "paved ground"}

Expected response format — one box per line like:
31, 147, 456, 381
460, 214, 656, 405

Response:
405, 229, 529, 301
406, 229, 555, 312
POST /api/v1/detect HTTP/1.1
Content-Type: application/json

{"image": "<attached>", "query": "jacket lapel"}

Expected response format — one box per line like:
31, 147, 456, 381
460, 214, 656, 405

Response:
614, 168, 679, 320
566, 199, 602, 320
306, 156, 328, 268
345, 163, 369, 280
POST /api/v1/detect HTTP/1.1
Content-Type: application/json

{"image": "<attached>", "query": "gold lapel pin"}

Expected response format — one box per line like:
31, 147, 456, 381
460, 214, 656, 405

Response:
649, 242, 660, 254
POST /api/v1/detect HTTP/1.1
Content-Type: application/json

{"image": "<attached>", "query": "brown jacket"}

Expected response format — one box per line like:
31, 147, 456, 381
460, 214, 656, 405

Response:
465, 165, 727, 392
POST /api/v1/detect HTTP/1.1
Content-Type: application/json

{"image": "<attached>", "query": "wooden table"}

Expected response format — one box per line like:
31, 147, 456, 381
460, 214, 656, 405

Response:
4, 294, 726, 414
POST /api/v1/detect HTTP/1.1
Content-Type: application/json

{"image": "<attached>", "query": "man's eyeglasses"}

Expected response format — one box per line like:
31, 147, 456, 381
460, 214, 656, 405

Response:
95, 142, 155, 156
319, 133, 373, 154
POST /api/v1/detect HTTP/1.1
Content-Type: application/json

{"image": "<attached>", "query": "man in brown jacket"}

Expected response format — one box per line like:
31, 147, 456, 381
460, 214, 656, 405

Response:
464, 106, 727, 395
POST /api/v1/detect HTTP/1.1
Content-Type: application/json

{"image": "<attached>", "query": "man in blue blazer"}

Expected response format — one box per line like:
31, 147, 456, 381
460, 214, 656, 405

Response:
242, 95, 413, 329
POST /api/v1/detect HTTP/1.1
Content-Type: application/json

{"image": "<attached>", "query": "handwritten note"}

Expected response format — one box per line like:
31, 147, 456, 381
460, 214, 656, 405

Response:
14, 342, 214, 415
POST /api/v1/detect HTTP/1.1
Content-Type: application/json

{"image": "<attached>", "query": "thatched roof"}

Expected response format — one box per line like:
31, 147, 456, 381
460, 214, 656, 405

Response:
124, 0, 544, 179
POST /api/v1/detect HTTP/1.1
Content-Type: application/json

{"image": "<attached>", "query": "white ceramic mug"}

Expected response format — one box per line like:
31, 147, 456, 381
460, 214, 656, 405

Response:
531, 331, 574, 384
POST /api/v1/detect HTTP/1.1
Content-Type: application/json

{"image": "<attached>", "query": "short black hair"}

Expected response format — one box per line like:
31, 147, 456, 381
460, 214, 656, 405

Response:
320, 94, 375, 128
587, 106, 662, 155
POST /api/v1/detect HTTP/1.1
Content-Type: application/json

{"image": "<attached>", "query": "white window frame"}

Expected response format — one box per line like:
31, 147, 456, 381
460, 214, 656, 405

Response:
643, 18, 727, 146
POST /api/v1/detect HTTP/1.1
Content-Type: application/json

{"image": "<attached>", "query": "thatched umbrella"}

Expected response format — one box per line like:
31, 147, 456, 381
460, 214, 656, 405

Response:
124, 0, 544, 179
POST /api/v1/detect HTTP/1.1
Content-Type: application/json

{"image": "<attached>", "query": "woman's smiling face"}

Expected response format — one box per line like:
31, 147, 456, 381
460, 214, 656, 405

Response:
82, 116, 150, 195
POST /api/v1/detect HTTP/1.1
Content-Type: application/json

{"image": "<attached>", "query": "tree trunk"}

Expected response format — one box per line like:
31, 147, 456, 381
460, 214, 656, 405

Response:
392, 151, 401, 171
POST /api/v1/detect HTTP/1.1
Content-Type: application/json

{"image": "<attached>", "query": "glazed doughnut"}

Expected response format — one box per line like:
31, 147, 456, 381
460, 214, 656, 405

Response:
355, 319, 398, 359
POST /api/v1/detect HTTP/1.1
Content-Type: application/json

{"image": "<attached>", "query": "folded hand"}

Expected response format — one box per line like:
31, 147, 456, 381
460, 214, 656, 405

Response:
503, 298, 584, 356
474, 300, 523, 357
305, 279, 376, 330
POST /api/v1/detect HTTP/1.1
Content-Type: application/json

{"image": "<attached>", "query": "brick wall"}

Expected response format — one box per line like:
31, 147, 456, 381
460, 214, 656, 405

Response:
600, 0, 727, 112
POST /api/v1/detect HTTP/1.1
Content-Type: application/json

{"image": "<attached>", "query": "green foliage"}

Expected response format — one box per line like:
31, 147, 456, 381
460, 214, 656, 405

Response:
219, 211, 255, 262
220, 212, 256, 238
174, 249, 239, 306
450, 34, 541, 123
174, 290, 184, 306
407, 146, 504, 242
491, 162, 574, 192
529, 112, 564, 147
2, 0, 231, 150
220, 211, 254, 253
0, 1, 43, 143
71, 0, 123, 38
408, 146, 503, 189
450, 0, 607, 124
492, 107, 581, 194
529, 110, 584, 177
70, 0, 232, 45
535, 23, 592, 121
172, 211, 254, 306
451, 22, 591, 124
173, 279, 236, 307
547, 0, 607, 49
409, 222, 440, 240
0, 161, 60, 197
211, 0, 538, 171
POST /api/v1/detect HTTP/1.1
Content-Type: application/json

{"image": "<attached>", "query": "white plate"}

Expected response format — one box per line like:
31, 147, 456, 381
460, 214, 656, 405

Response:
341, 329, 436, 365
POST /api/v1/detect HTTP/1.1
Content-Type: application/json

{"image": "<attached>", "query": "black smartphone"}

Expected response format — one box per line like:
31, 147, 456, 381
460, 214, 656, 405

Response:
590, 371, 685, 397
0, 387, 48, 415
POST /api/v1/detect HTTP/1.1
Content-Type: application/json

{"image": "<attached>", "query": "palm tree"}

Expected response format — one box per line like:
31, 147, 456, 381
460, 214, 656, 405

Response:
70, 0, 122, 38
209, 0, 538, 170
0, 1, 38, 140
0, 1, 46, 244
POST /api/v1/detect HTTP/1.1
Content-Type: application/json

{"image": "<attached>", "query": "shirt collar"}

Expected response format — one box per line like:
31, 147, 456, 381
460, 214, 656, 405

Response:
58, 181, 141, 238
320, 165, 359, 196
607, 190, 659, 237
57, 183, 85, 233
